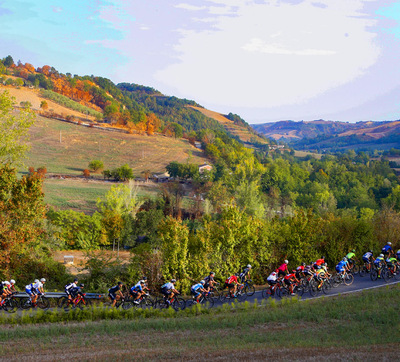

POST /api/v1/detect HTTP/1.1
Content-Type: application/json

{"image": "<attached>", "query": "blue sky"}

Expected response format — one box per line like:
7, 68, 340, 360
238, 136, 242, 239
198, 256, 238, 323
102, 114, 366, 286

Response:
1, 0, 400, 124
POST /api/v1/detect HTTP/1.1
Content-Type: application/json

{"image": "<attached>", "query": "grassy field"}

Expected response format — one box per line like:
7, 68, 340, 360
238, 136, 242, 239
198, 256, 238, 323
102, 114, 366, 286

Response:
43, 178, 160, 214
1, 284, 398, 360
26, 116, 207, 176
294, 150, 323, 159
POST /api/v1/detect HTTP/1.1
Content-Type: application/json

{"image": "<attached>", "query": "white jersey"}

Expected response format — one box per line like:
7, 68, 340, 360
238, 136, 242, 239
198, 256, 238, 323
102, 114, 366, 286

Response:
33, 281, 43, 290
267, 272, 277, 282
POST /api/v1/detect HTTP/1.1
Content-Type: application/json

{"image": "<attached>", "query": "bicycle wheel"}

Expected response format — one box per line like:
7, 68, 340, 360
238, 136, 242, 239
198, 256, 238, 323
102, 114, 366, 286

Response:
4, 299, 18, 313
200, 296, 214, 308
172, 297, 186, 311
381, 269, 390, 282
61, 298, 72, 311
370, 269, 378, 281
343, 273, 354, 286
359, 265, 367, 277
332, 274, 342, 288
57, 296, 68, 308
20, 297, 32, 309
309, 281, 319, 297
209, 288, 221, 301
221, 290, 233, 302
236, 291, 247, 302
80, 297, 92, 308
395, 270, 400, 281
262, 288, 274, 299
140, 298, 154, 309
351, 264, 360, 274
244, 284, 255, 296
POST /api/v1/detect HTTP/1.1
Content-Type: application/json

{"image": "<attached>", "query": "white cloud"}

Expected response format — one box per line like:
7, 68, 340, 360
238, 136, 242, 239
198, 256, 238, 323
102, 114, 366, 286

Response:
175, 3, 207, 11
156, 0, 381, 109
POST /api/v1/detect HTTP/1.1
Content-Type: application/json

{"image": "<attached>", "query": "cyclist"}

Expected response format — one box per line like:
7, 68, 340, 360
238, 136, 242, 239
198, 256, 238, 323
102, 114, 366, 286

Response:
224, 273, 242, 297
8, 279, 17, 293
202, 272, 217, 292
374, 254, 385, 278
108, 281, 124, 307
267, 270, 278, 289
0, 281, 12, 304
385, 256, 397, 275
283, 272, 300, 296
277, 260, 289, 277
382, 242, 393, 258
65, 278, 78, 301
130, 279, 148, 304
295, 262, 306, 280
314, 263, 330, 289
25, 279, 39, 305
345, 250, 358, 270
160, 279, 179, 304
313, 257, 325, 269
397, 249, 400, 262
335, 257, 350, 277
70, 283, 85, 301
239, 264, 252, 283
190, 280, 206, 303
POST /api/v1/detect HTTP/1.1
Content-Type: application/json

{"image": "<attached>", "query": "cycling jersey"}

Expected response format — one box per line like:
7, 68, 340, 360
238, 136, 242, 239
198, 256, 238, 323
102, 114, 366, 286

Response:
346, 252, 355, 260
33, 281, 43, 291
362, 252, 373, 262
225, 275, 238, 285
374, 256, 384, 266
25, 283, 37, 296
314, 259, 324, 266
239, 267, 250, 281
382, 244, 393, 254
202, 275, 214, 284
65, 282, 77, 295
70, 286, 82, 297
267, 272, 277, 283
0, 282, 5, 294
191, 283, 203, 292
161, 282, 174, 291
277, 264, 288, 272
108, 285, 121, 294
397, 250, 400, 260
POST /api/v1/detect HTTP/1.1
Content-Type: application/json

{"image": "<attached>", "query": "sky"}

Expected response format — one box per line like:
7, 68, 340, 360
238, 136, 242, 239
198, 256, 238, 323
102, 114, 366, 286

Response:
1, 0, 400, 124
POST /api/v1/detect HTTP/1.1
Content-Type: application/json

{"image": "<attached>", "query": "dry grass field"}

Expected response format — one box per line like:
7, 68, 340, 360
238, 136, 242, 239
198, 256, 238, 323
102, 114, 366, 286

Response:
26, 116, 207, 176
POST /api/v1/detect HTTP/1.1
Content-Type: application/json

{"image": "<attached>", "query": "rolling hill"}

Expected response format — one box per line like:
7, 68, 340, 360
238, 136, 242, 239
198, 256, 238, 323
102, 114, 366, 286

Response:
252, 119, 400, 152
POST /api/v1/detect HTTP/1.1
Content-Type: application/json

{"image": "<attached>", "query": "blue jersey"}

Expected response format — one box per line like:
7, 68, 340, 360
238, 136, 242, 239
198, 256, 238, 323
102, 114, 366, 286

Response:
161, 282, 174, 291
191, 283, 203, 291
382, 244, 392, 253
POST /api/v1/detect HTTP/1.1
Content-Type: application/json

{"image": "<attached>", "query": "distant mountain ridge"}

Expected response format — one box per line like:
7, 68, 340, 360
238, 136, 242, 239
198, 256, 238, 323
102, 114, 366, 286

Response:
252, 119, 400, 152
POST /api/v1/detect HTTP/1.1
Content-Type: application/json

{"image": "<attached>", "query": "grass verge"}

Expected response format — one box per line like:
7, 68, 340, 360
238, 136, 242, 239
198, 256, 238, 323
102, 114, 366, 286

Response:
1, 284, 399, 359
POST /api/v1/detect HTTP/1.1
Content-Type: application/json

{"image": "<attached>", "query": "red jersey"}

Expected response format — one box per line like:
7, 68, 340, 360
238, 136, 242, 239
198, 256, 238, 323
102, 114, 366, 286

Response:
315, 259, 325, 266
278, 263, 288, 272
225, 275, 238, 284
296, 265, 305, 272
284, 273, 295, 280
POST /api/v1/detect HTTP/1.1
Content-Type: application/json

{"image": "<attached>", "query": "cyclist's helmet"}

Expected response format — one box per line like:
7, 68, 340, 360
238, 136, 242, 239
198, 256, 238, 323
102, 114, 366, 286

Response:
379, 254, 384, 257
200, 280, 205, 285
142, 276, 147, 281
235, 273, 240, 277
301, 262, 306, 266
369, 250, 373, 253
40, 278, 46, 283
10, 279, 15, 284
117, 281, 123, 285
74, 278, 78, 283
139, 280, 145, 284
352, 249, 355, 252
171, 279, 176, 283
323, 263, 327, 266
34, 279, 39, 283
343, 257, 347, 261
209, 271, 215, 275
4, 281, 10, 285
284, 260, 289, 264
79, 284, 84, 288
388, 242, 392, 245
247, 264, 252, 268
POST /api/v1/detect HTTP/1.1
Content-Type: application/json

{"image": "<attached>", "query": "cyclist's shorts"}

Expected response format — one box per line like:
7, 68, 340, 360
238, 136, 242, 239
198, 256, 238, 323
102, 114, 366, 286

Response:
224, 282, 235, 288
108, 292, 116, 301
362, 256, 370, 263
191, 288, 200, 297
267, 280, 277, 286
161, 288, 171, 296
65, 288, 71, 296
277, 270, 287, 277
130, 289, 138, 297
26, 287, 38, 296
335, 266, 344, 273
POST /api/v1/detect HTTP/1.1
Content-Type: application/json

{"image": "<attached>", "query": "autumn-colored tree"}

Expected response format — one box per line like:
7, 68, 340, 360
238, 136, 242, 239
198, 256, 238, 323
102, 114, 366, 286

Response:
40, 100, 48, 111
83, 169, 90, 179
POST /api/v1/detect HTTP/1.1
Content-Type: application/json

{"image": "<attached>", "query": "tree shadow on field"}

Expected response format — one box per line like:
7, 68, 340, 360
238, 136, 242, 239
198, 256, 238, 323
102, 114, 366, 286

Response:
67, 167, 84, 172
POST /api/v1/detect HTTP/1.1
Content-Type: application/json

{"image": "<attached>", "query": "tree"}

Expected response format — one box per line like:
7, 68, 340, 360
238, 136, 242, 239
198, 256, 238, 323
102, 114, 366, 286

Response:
171, 122, 183, 138
40, 100, 49, 111
89, 160, 104, 172
0, 90, 36, 167
3, 55, 14, 67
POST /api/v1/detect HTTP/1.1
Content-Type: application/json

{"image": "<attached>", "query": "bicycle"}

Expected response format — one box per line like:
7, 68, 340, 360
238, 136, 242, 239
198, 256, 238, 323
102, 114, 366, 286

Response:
359, 260, 374, 277
20, 293, 50, 310
187, 291, 214, 309
124, 292, 155, 309
155, 293, 186, 311
332, 271, 354, 287
221, 284, 247, 302
309, 276, 330, 297
381, 263, 400, 282
208, 283, 221, 301
243, 279, 255, 296
60, 293, 92, 311
0, 292, 19, 313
